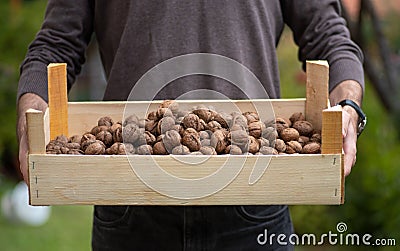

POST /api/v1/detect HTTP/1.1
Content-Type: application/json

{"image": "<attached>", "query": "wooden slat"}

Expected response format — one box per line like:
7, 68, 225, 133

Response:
26, 109, 47, 154
68, 99, 306, 135
322, 105, 343, 154
48, 63, 68, 139
28, 154, 342, 205
305, 61, 329, 131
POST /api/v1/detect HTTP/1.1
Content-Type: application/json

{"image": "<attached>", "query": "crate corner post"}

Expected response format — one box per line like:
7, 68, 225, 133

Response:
305, 60, 329, 131
47, 63, 69, 139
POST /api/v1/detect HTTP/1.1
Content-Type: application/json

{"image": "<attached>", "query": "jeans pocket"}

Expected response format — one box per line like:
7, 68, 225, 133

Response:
236, 205, 288, 224
93, 205, 132, 228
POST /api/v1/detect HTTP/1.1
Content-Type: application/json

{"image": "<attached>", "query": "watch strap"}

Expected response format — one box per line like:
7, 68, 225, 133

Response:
337, 99, 367, 136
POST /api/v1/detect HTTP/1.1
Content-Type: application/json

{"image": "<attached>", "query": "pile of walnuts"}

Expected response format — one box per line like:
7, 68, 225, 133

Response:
46, 100, 321, 155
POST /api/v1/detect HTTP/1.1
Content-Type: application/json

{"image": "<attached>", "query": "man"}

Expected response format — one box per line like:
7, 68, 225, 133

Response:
17, 1, 364, 250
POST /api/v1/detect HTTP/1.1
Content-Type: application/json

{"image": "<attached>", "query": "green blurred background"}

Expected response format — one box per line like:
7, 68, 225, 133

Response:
0, 1, 399, 250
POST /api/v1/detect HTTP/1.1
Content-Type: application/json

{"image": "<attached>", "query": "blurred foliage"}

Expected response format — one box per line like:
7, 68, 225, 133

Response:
382, 12, 400, 53
279, 12, 400, 249
0, 0, 47, 176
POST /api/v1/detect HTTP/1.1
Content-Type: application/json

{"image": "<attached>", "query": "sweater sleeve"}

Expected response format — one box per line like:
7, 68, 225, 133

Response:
18, 0, 94, 102
280, 0, 364, 92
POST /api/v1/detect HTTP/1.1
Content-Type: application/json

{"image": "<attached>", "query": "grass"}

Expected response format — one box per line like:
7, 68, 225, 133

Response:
0, 179, 93, 251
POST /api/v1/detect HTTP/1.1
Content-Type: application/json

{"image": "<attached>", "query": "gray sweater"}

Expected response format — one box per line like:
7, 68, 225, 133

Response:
18, 0, 364, 101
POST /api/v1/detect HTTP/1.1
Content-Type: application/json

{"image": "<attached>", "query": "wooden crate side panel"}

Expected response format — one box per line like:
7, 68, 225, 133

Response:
67, 99, 306, 136
29, 154, 342, 206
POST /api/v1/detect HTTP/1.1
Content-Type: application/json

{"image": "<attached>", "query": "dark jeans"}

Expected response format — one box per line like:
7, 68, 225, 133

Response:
92, 205, 294, 251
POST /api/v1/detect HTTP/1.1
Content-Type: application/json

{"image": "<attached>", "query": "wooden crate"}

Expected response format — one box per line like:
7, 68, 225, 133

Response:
27, 61, 344, 206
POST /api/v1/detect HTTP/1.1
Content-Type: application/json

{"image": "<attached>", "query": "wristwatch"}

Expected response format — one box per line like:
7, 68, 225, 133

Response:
337, 99, 367, 137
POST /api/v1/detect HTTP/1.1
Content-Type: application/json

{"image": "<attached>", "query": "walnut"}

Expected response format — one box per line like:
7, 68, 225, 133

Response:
201, 139, 211, 147
274, 118, 290, 134
289, 112, 305, 124
160, 100, 179, 115
81, 133, 96, 144
181, 113, 202, 131
310, 133, 321, 143
259, 146, 278, 155
302, 142, 321, 154
292, 121, 313, 137
110, 122, 122, 134
280, 128, 300, 142
156, 107, 174, 119
298, 136, 310, 147
211, 130, 228, 154
145, 131, 157, 146
263, 118, 275, 128
144, 119, 158, 135
98, 116, 113, 127
163, 130, 182, 153
199, 131, 210, 140
156, 134, 164, 143
230, 124, 247, 132
55, 135, 68, 144
138, 119, 146, 128
182, 128, 201, 152
91, 125, 109, 136
123, 123, 141, 144
85, 140, 106, 155
199, 146, 217, 155
106, 142, 127, 155
136, 144, 153, 155
228, 130, 249, 152
113, 125, 123, 143
286, 141, 302, 153
68, 149, 83, 155
192, 108, 214, 123
69, 135, 82, 144
175, 116, 184, 125
171, 124, 183, 133
248, 121, 264, 138
262, 127, 278, 142
46, 139, 64, 154
274, 139, 286, 153
147, 111, 158, 121
96, 130, 113, 147
207, 120, 222, 132
248, 136, 260, 154
157, 116, 176, 135
177, 110, 189, 118
124, 143, 136, 154
153, 141, 168, 155
213, 112, 229, 129
225, 145, 243, 155
123, 115, 140, 126
171, 145, 191, 155
258, 138, 270, 148
66, 142, 81, 150
230, 114, 248, 129
243, 111, 259, 124
133, 128, 147, 146
81, 139, 96, 152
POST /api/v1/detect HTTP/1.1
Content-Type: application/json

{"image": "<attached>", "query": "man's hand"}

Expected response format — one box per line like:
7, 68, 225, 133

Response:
329, 80, 363, 176
17, 93, 48, 183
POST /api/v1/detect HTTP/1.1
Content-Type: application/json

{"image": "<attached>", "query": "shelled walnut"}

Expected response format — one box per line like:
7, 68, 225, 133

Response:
46, 101, 324, 156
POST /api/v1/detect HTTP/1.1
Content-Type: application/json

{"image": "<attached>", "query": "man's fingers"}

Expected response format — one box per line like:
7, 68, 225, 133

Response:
19, 133, 29, 183
342, 109, 358, 176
